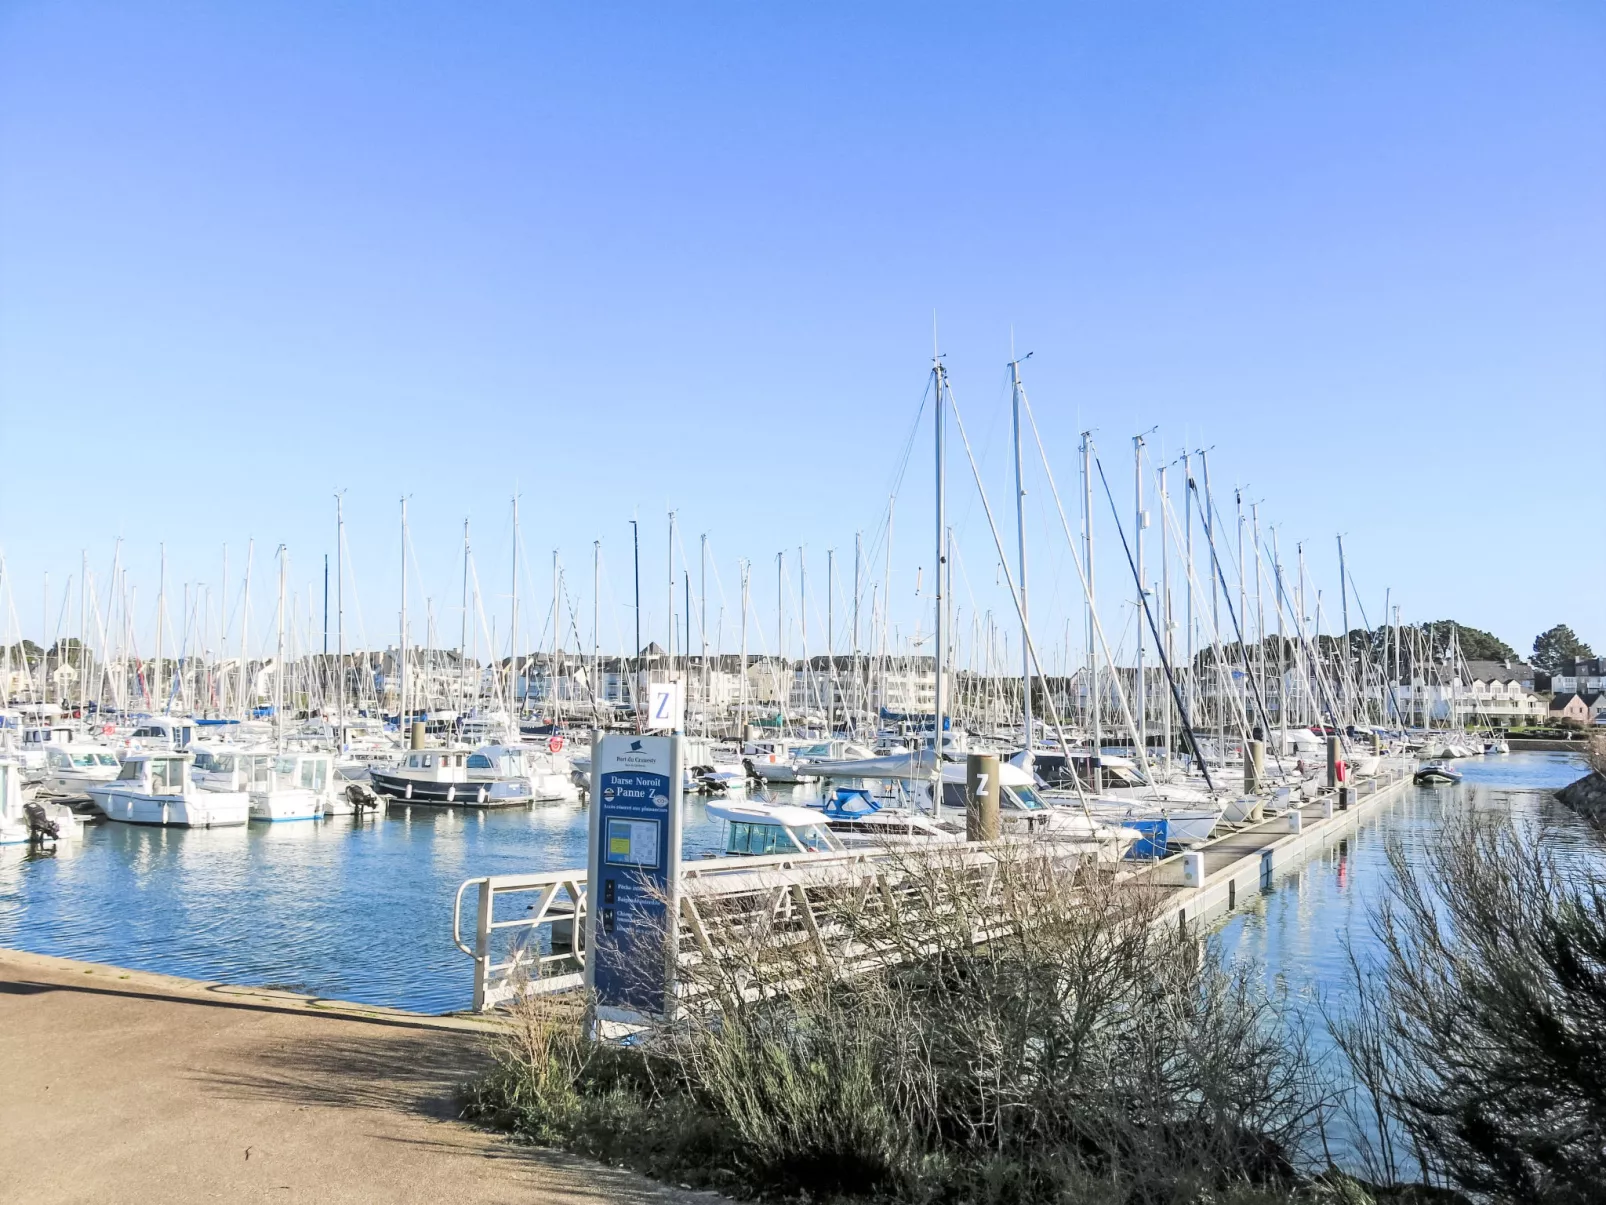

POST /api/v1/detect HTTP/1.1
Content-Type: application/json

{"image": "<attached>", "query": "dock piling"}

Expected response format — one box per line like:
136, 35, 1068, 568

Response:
966, 753, 1000, 842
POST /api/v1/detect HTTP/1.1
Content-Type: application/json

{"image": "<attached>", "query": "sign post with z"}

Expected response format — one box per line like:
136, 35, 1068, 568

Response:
585, 733, 684, 1033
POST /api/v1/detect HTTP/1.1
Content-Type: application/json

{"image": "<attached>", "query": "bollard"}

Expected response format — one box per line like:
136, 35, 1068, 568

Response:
1369, 730, 1381, 756
1338, 785, 1352, 811
1244, 739, 1265, 793
965, 752, 1000, 842
410, 721, 425, 750
1288, 808, 1303, 834
1326, 735, 1340, 790
1323, 796, 1334, 819
1182, 851, 1205, 887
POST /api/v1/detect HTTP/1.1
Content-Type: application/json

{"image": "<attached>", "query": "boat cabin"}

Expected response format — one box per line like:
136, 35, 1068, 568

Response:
45, 746, 120, 775
705, 801, 844, 856
113, 752, 195, 796
395, 748, 473, 781
128, 718, 198, 751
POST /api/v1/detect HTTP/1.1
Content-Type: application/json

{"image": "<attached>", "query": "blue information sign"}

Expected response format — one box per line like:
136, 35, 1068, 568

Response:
586, 735, 683, 1022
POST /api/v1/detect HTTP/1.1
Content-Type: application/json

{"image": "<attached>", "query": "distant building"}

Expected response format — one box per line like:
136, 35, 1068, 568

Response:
1549, 657, 1606, 696
1547, 692, 1590, 725
1388, 659, 1546, 728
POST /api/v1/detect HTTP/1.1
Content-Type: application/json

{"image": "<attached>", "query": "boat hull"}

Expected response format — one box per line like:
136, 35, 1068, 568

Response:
249, 788, 323, 822
94, 787, 251, 827
369, 771, 530, 807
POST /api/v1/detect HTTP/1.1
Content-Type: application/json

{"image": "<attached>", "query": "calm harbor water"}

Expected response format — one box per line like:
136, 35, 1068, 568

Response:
0, 753, 1593, 1014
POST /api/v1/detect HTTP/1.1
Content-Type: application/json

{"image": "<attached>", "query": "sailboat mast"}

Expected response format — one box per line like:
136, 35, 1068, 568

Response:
400, 499, 409, 735
510, 497, 519, 724
1081, 431, 1099, 788
1158, 463, 1171, 769
275, 545, 287, 749
240, 540, 253, 723
336, 497, 346, 741
592, 540, 600, 726
156, 546, 165, 714
459, 519, 470, 719
931, 354, 947, 811
1009, 355, 1032, 770
697, 535, 707, 733
739, 559, 749, 738
1133, 435, 1146, 764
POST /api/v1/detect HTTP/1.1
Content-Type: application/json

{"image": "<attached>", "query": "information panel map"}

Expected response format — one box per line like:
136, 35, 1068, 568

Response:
588, 737, 682, 1019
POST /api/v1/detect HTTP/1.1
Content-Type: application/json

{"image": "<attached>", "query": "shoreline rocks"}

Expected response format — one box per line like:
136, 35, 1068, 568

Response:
1556, 770, 1606, 829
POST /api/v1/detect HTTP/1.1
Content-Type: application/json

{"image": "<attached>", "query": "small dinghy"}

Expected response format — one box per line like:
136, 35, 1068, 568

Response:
1414, 762, 1462, 786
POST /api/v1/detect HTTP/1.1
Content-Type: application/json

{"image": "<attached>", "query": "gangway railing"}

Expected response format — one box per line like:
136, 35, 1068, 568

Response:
453, 840, 1092, 1013
452, 870, 588, 1011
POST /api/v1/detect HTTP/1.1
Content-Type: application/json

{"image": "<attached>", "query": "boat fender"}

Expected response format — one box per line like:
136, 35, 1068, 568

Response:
447, 785, 456, 803
405, 781, 413, 800
478, 785, 487, 804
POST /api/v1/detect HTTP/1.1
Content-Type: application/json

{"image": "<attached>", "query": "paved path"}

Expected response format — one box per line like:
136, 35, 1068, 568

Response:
0, 949, 716, 1205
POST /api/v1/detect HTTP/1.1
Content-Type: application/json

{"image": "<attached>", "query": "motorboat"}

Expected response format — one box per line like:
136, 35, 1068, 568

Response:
812, 786, 963, 846
0, 758, 85, 845
16, 719, 83, 777
123, 717, 202, 753
370, 745, 562, 806
90, 751, 250, 827
705, 798, 845, 856
248, 751, 340, 822
1483, 738, 1510, 755
40, 742, 122, 796
1413, 762, 1462, 786
470, 744, 579, 803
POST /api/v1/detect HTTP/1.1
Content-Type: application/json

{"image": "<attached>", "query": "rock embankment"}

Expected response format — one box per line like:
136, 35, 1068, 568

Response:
1557, 771, 1606, 829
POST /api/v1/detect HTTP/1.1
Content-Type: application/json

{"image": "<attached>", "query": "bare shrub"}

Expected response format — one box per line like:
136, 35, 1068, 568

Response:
1330, 814, 1606, 1204
654, 841, 1326, 1202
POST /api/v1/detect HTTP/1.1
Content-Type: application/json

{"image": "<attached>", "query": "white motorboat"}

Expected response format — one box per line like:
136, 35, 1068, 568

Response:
91, 752, 250, 827
705, 798, 845, 856
40, 742, 122, 796
813, 786, 964, 846
248, 751, 341, 822
470, 744, 579, 803
0, 758, 86, 845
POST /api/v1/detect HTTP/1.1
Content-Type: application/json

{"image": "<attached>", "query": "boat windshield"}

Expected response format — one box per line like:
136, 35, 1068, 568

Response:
1010, 786, 1048, 810
796, 743, 831, 758
71, 753, 100, 768
97, 753, 119, 767
726, 820, 836, 855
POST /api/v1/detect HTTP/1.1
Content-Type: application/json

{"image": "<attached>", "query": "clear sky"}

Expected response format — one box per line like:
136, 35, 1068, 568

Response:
1, 2, 1602, 667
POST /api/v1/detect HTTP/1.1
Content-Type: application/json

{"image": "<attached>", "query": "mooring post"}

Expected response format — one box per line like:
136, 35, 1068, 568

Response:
965, 752, 1000, 842
1288, 808, 1303, 833
1322, 795, 1334, 819
410, 720, 425, 750
1244, 738, 1265, 793
1338, 784, 1352, 810
1326, 735, 1340, 790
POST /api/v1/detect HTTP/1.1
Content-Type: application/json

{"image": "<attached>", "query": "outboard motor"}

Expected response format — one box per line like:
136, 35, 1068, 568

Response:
345, 782, 382, 815
23, 802, 60, 843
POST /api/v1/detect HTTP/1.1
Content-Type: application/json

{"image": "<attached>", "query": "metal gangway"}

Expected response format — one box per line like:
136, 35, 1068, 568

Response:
452, 839, 1092, 1013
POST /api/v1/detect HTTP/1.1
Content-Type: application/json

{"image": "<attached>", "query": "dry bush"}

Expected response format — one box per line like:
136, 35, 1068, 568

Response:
1329, 814, 1606, 1204
652, 842, 1326, 1202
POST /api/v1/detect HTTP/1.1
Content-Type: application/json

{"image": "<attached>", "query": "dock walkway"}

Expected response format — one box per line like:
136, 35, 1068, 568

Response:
1139, 765, 1414, 929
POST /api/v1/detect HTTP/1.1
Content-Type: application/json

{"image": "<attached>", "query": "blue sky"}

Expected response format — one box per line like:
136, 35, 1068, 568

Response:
1, 2, 1602, 666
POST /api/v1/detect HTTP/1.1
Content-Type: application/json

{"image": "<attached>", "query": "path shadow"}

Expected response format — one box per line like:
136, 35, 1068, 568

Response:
189, 1026, 490, 1117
